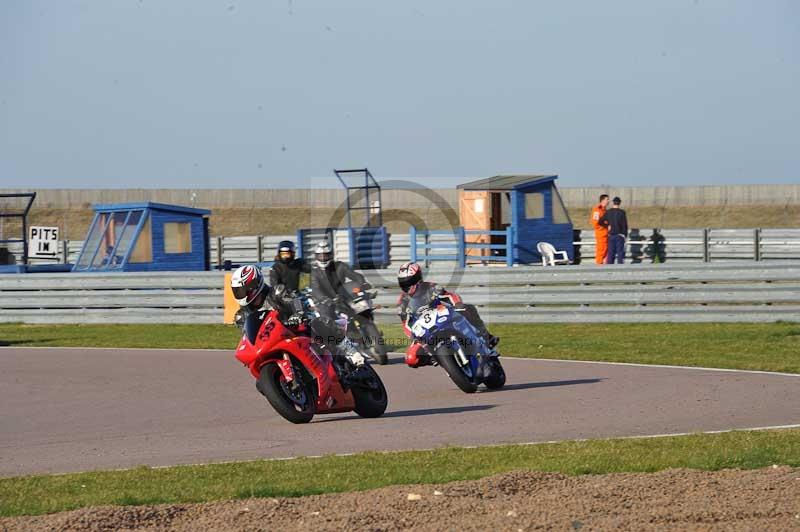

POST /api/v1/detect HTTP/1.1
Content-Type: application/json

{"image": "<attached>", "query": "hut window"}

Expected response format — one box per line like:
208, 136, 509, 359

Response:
524, 193, 544, 219
164, 222, 192, 254
129, 216, 153, 263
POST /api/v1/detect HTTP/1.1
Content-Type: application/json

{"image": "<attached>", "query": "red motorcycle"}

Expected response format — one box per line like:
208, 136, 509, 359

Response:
235, 309, 388, 424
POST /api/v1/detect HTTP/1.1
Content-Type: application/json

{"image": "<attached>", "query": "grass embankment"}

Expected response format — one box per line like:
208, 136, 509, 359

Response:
2, 322, 799, 373
1, 429, 798, 517
27, 205, 800, 239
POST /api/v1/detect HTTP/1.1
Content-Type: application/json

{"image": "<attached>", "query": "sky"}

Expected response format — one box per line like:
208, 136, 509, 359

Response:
0, 0, 798, 189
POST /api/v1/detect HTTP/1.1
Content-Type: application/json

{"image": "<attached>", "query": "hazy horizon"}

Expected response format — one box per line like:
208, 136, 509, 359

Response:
2, 1, 798, 189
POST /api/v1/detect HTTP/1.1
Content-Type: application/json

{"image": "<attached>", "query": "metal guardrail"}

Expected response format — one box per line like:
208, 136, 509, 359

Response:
4, 228, 799, 268
2, 264, 799, 324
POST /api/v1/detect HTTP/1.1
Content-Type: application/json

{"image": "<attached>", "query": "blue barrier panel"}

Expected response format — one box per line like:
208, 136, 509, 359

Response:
409, 227, 515, 266
351, 226, 389, 269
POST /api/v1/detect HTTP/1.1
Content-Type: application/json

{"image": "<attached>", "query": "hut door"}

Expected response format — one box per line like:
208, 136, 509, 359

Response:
459, 190, 491, 259
490, 193, 503, 232
490, 193, 511, 255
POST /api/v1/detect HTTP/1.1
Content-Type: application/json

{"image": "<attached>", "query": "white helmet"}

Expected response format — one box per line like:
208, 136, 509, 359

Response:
314, 240, 333, 268
230, 264, 266, 306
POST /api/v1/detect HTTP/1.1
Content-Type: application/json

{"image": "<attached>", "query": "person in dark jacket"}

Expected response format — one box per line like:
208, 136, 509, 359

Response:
269, 240, 311, 293
600, 196, 629, 264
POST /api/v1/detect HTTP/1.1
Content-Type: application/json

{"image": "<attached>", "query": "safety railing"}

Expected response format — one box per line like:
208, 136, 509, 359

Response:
3, 263, 800, 324
409, 226, 514, 268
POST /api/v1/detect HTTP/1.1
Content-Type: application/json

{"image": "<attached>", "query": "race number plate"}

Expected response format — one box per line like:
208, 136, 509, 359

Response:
411, 308, 439, 337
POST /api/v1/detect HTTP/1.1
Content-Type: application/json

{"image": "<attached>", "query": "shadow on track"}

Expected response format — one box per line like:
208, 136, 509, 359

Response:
0, 339, 47, 346
315, 404, 496, 423
499, 378, 603, 391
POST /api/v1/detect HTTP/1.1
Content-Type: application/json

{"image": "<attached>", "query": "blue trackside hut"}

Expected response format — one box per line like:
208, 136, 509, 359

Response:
457, 175, 574, 264
73, 202, 211, 272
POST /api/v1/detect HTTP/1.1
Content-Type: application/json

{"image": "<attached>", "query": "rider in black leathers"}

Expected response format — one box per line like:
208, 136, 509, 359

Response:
309, 240, 371, 322
269, 240, 311, 294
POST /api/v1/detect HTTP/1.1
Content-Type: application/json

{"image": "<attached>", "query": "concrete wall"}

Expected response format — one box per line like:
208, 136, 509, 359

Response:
2, 184, 799, 209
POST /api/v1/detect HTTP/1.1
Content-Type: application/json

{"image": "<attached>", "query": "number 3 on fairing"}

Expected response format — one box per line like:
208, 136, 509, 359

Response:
411, 308, 438, 337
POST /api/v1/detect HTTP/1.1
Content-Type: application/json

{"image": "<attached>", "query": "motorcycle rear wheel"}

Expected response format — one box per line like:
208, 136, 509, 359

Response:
257, 361, 315, 424
434, 345, 478, 393
351, 365, 388, 418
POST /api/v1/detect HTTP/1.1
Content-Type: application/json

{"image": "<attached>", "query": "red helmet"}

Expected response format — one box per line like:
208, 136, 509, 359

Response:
231, 265, 267, 307
397, 262, 423, 295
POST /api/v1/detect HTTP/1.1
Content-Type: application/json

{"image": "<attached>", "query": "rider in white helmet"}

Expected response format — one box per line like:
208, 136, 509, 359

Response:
231, 263, 365, 367
309, 240, 372, 362
310, 240, 372, 304
230, 264, 296, 340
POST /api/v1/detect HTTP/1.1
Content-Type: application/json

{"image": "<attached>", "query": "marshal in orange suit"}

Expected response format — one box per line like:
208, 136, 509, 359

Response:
590, 194, 610, 264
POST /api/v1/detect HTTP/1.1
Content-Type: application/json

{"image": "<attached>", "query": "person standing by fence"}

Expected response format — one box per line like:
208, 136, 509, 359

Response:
601, 196, 629, 264
591, 194, 610, 264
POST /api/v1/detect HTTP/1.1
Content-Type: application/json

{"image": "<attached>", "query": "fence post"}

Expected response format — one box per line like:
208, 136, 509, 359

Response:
457, 226, 466, 269
702, 228, 710, 263
62, 240, 69, 264
409, 226, 417, 263
296, 229, 304, 259
425, 231, 430, 268
754, 228, 761, 262
256, 235, 263, 263
505, 225, 514, 267
348, 228, 356, 266
216, 236, 223, 268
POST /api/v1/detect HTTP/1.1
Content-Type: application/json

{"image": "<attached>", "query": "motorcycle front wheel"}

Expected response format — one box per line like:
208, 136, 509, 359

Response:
358, 317, 388, 365
434, 344, 478, 394
483, 358, 506, 390
257, 361, 316, 424
351, 365, 388, 418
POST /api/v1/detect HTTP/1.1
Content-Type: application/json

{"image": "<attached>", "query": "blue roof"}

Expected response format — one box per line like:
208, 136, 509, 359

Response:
458, 174, 558, 191
92, 202, 211, 216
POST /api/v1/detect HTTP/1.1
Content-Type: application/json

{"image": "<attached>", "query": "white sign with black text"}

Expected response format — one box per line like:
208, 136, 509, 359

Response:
29, 226, 59, 258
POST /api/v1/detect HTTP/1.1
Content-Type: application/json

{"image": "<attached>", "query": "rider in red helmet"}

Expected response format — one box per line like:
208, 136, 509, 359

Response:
396, 262, 498, 368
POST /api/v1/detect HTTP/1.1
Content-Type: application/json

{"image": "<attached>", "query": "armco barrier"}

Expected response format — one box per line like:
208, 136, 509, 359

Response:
2, 263, 800, 324
5, 228, 798, 268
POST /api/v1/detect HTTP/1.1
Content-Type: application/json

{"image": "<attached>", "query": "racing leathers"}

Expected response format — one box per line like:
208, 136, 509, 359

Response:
397, 281, 496, 368
310, 260, 370, 324
239, 287, 345, 361
269, 257, 311, 294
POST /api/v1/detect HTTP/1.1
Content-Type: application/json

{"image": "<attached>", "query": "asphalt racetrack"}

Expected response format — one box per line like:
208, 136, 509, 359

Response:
1, 347, 799, 478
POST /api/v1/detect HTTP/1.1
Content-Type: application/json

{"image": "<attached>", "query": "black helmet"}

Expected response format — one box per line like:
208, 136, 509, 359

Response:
277, 240, 295, 263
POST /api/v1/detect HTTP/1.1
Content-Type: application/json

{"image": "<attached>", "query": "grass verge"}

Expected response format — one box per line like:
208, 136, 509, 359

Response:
1, 428, 798, 517
2, 322, 799, 373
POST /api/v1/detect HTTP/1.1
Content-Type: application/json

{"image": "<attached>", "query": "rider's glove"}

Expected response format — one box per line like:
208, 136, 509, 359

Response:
362, 282, 372, 290
286, 313, 304, 327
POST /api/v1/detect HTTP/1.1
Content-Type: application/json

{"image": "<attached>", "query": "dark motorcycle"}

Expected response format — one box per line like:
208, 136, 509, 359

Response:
317, 281, 388, 365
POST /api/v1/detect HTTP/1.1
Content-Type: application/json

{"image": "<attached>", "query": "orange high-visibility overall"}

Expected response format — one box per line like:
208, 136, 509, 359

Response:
591, 204, 608, 264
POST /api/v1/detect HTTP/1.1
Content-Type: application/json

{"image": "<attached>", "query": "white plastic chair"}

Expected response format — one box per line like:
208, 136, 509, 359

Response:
537, 242, 570, 266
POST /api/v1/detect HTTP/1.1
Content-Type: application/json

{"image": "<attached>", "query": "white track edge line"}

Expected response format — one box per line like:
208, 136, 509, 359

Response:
3, 347, 799, 377
22, 423, 800, 479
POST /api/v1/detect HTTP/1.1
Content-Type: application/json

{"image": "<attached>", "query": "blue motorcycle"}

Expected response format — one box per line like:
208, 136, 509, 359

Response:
409, 299, 506, 393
